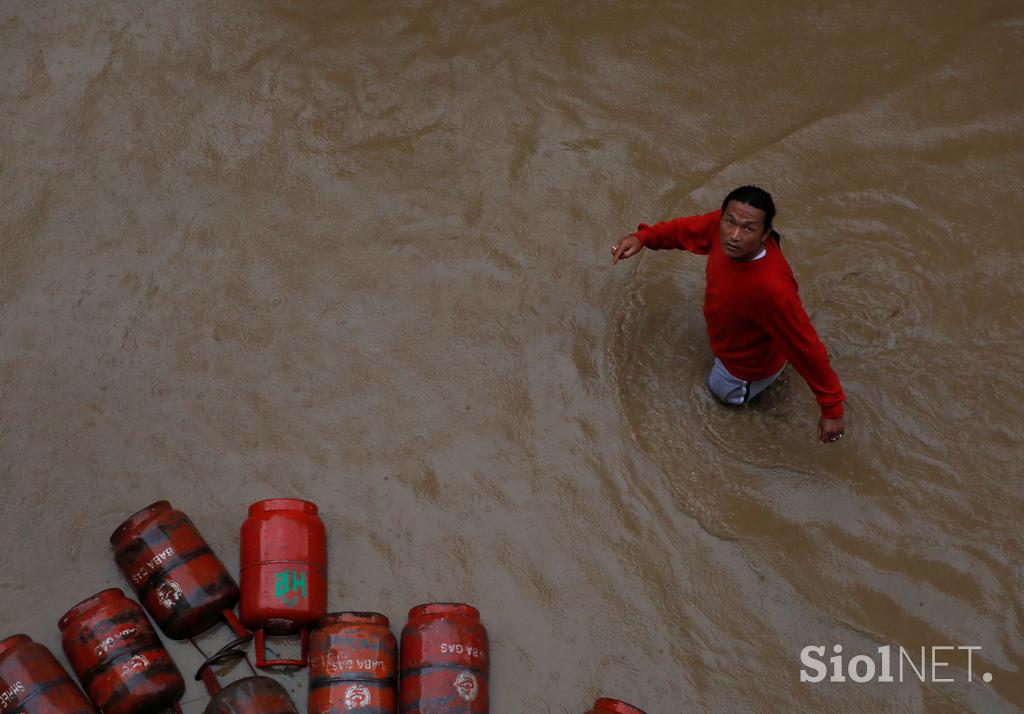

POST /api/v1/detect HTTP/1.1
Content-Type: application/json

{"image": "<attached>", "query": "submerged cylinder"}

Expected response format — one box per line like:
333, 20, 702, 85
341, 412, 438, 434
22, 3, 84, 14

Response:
399, 603, 488, 714
0, 634, 95, 713
585, 698, 647, 714
58, 589, 185, 714
111, 500, 241, 640
309, 612, 397, 713
203, 677, 299, 714
240, 499, 327, 668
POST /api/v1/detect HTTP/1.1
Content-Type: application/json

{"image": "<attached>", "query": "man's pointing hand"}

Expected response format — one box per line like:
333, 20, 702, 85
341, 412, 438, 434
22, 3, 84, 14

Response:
611, 234, 643, 264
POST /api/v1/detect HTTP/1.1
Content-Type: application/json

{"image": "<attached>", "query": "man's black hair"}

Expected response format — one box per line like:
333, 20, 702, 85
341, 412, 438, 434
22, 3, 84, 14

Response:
721, 185, 781, 243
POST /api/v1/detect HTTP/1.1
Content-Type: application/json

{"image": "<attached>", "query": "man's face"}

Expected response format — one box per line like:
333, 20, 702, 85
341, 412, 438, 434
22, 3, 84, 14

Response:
719, 200, 769, 261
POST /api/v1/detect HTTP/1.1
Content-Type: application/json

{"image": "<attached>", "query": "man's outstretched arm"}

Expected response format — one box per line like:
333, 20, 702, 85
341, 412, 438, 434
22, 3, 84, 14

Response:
611, 209, 720, 263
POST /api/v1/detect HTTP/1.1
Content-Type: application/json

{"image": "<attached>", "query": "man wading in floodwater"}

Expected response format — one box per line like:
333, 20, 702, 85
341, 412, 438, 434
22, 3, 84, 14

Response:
611, 186, 845, 443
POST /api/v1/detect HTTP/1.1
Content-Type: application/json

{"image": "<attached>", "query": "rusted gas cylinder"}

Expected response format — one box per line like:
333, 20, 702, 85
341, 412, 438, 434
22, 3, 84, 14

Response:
203, 677, 299, 714
585, 698, 647, 714
399, 603, 488, 714
0, 634, 95, 713
309, 612, 397, 713
111, 500, 243, 640
240, 499, 327, 668
58, 589, 185, 714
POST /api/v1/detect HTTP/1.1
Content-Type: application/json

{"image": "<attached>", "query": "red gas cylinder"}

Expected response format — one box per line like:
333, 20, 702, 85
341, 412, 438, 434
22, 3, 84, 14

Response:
309, 612, 398, 714
399, 603, 488, 714
203, 677, 299, 714
239, 499, 327, 667
0, 634, 95, 713
111, 501, 245, 640
195, 640, 299, 714
585, 698, 647, 714
58, 589, 185, 714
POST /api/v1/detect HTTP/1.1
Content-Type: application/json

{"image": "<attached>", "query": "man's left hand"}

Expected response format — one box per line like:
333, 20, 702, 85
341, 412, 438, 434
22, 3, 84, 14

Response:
818, 417, 845, 444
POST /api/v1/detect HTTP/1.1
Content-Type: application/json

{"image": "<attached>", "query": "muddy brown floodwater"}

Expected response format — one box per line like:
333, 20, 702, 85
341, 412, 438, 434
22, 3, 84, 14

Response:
2, 1, 1022, 712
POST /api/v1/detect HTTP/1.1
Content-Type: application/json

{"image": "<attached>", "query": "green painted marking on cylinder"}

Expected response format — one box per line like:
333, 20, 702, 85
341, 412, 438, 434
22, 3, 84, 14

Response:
274, 570, 307, 607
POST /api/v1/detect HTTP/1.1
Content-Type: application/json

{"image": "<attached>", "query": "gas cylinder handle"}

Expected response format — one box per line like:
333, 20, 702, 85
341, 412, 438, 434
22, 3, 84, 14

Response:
194, 636, 256, 695
195, 647, 260, 696
253, 628, 310, 668
187, 631, 252, 661
222, 609, 250, 639
212, 634, 254, 659
195, 649, 247, 681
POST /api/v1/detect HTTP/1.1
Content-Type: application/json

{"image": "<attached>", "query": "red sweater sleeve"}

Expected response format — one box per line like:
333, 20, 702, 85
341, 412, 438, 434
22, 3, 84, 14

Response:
635, 209, 720, 254
759, 289, 845, 419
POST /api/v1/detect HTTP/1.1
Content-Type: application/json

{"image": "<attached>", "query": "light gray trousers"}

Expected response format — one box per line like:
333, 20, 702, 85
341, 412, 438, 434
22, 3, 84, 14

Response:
707, 357, 785, 406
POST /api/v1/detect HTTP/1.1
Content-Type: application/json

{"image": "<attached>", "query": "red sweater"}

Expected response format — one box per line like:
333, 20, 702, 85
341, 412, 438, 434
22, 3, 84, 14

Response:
636, 209, 845, 419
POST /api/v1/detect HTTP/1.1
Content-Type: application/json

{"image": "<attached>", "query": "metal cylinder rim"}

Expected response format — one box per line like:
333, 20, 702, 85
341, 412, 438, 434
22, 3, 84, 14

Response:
109, 500, 173, 545
0, 634, 33, 659
407, 602, 480, 621
320, 611, 389, 628
193, 639, 253, 682
219, 675, 282, 689
57, 588, 126, 631
210, 675, 292, 702
247, 498, 318, 516
592, 698, 647, 714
